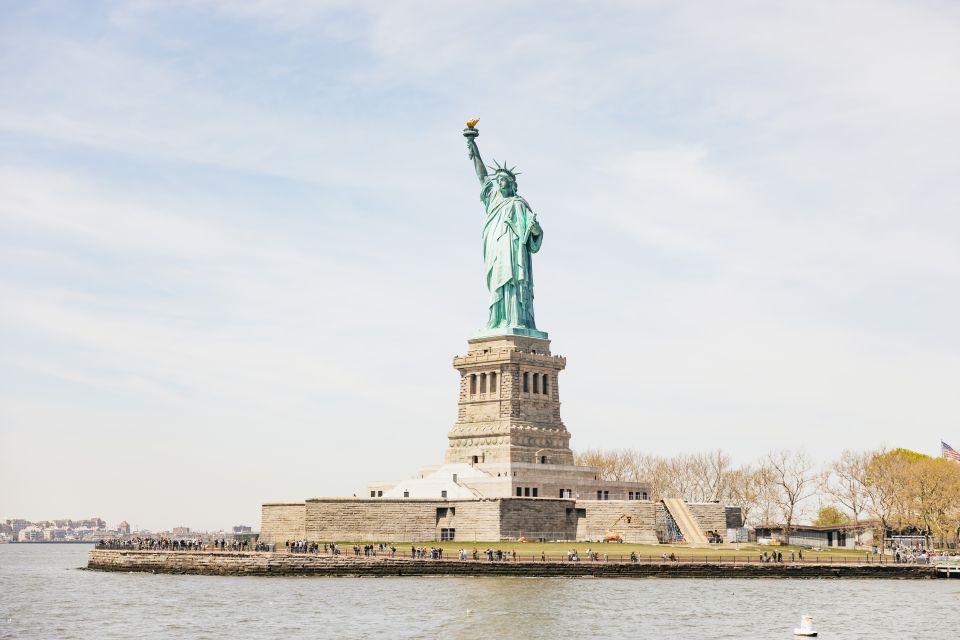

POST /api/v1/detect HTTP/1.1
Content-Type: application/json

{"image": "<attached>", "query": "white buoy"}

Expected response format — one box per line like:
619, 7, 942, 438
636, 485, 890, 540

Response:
794, 614, 817, 637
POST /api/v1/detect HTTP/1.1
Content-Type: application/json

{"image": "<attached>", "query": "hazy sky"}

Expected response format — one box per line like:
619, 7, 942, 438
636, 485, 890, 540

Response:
2, 1, 958, 531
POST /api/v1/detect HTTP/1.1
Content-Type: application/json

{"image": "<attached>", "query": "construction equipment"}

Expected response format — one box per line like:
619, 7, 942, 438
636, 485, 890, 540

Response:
604, 514, 631, 542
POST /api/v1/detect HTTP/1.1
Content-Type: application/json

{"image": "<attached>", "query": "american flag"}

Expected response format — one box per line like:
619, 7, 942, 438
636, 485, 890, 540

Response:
942, 441, 960, 462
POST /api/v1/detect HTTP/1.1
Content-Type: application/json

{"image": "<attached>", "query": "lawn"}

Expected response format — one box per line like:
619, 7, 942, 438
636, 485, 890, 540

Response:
330, 541, 883, 563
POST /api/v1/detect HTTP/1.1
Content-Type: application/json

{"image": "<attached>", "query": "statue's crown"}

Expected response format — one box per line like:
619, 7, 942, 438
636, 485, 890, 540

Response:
488, 159, 521, 181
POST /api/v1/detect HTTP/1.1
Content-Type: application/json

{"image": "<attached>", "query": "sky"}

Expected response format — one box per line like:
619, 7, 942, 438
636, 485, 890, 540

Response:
1, 0, 959, 531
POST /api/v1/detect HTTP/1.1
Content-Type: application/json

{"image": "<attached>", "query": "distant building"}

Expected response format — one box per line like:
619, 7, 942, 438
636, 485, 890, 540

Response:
8, 519, 30, 539
232, 525, 252, 533
18, 526, 43, 542
72, 527, 100, 542
43, 528, 67, 541
117, 521, 131, 536
172, 527, 190, 537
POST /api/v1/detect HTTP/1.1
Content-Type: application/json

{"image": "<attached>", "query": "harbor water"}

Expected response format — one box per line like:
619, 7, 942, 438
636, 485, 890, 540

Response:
1, 544, 956, 639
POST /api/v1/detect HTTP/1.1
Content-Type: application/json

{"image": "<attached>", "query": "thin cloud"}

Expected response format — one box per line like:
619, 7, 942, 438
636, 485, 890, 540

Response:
1, 1, 958, 529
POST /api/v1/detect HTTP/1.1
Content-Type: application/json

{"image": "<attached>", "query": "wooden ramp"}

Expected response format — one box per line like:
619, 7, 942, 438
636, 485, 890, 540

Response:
662, 498, 708, 545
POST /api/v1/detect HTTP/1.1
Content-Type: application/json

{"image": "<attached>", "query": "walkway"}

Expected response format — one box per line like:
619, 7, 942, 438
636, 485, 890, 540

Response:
662, 498, 708, 545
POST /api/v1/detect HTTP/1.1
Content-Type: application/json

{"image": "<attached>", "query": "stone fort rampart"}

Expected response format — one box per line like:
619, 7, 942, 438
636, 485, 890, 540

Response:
260, 498, 731, 544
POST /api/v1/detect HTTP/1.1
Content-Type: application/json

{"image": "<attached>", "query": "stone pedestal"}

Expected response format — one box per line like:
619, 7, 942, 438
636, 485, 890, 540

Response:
445, 334, 573, 467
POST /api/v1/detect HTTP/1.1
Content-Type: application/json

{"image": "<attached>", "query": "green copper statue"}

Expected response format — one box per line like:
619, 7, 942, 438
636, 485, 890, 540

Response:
463, 119, 547, 339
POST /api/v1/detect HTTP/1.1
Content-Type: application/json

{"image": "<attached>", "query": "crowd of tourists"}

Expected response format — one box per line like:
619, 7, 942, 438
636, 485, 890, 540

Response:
97, 537, 267, 552
892, 543, 960, 564
410, 546, 446, 559
355, 543, 396, 557
284, 540, 320, 553
565, 548, 611, 562
285, 541, 365, 555
758, 550, 795, 563
97, 537, 208, 551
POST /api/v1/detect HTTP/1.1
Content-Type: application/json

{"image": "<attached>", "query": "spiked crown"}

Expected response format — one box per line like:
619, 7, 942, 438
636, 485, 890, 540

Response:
488, 159, 521, 183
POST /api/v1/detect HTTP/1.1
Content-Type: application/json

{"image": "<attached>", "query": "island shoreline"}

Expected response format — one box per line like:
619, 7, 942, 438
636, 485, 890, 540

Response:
86, 549, 941, 579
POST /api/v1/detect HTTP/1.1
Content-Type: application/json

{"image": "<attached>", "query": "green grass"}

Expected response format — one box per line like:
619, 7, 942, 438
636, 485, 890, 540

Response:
330, 541, 883, 563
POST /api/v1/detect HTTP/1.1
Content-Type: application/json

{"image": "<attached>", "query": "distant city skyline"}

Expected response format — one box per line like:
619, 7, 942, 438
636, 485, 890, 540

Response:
1, 1, 958, 530
1, 517, 253, 542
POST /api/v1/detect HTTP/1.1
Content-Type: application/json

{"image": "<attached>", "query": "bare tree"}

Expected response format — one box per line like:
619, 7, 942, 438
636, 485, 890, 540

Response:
574, 449, 634, 482
680, 450, 733, 503
628, 451, 669, 501
704, 450, 733, 502
824, 449, 871, 544
864, 449, 903, 548
723, 465, 770, 528
662, 454, 699, 500
755, 463, 782, 526
766, 450, 817, 537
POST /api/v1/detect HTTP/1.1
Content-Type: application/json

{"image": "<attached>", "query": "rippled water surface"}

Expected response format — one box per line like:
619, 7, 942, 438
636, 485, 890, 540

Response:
1, 544, 956, 639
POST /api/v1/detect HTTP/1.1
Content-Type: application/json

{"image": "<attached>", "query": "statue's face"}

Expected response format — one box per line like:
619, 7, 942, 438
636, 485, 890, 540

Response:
496, 174, 516, 197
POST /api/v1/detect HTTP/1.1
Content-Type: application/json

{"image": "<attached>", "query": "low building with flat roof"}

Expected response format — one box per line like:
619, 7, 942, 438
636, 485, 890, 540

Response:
755, 521, 878, 549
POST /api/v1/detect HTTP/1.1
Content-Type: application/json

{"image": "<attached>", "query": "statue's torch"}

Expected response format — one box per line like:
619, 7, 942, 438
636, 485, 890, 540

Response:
464, 118, 479, 158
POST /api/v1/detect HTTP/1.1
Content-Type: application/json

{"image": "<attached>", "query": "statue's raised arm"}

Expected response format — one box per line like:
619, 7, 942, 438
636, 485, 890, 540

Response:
463, 119, 487, 184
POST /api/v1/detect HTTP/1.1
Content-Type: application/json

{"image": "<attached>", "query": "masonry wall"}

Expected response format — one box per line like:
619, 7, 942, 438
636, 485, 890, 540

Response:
263, 498, 740, 545
686, 503, 729, 533
306, 499, 442, 541
260, 503, 305, 544
499, 498, 577, 540
574, 500, 659, 544
446, 500, 502, 541
301, 498, 510, 542
88, 549, 937, 579
725, 506, 744, 529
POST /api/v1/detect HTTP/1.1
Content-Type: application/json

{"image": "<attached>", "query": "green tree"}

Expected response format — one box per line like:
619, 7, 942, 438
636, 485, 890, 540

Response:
813, 505, 850, 526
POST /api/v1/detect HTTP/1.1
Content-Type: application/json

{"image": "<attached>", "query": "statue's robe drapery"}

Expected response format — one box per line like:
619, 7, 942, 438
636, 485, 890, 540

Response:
480, 176, 543, 330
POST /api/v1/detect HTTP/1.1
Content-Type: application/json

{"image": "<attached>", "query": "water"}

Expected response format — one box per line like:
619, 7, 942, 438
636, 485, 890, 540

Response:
1, 544, 956, 639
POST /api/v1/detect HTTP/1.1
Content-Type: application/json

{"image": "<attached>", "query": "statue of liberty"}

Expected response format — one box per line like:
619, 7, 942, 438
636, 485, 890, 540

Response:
463, 120, 546, 338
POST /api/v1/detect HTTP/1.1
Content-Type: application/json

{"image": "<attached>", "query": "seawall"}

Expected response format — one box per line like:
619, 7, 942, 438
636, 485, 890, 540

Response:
86, 549, 940, 579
